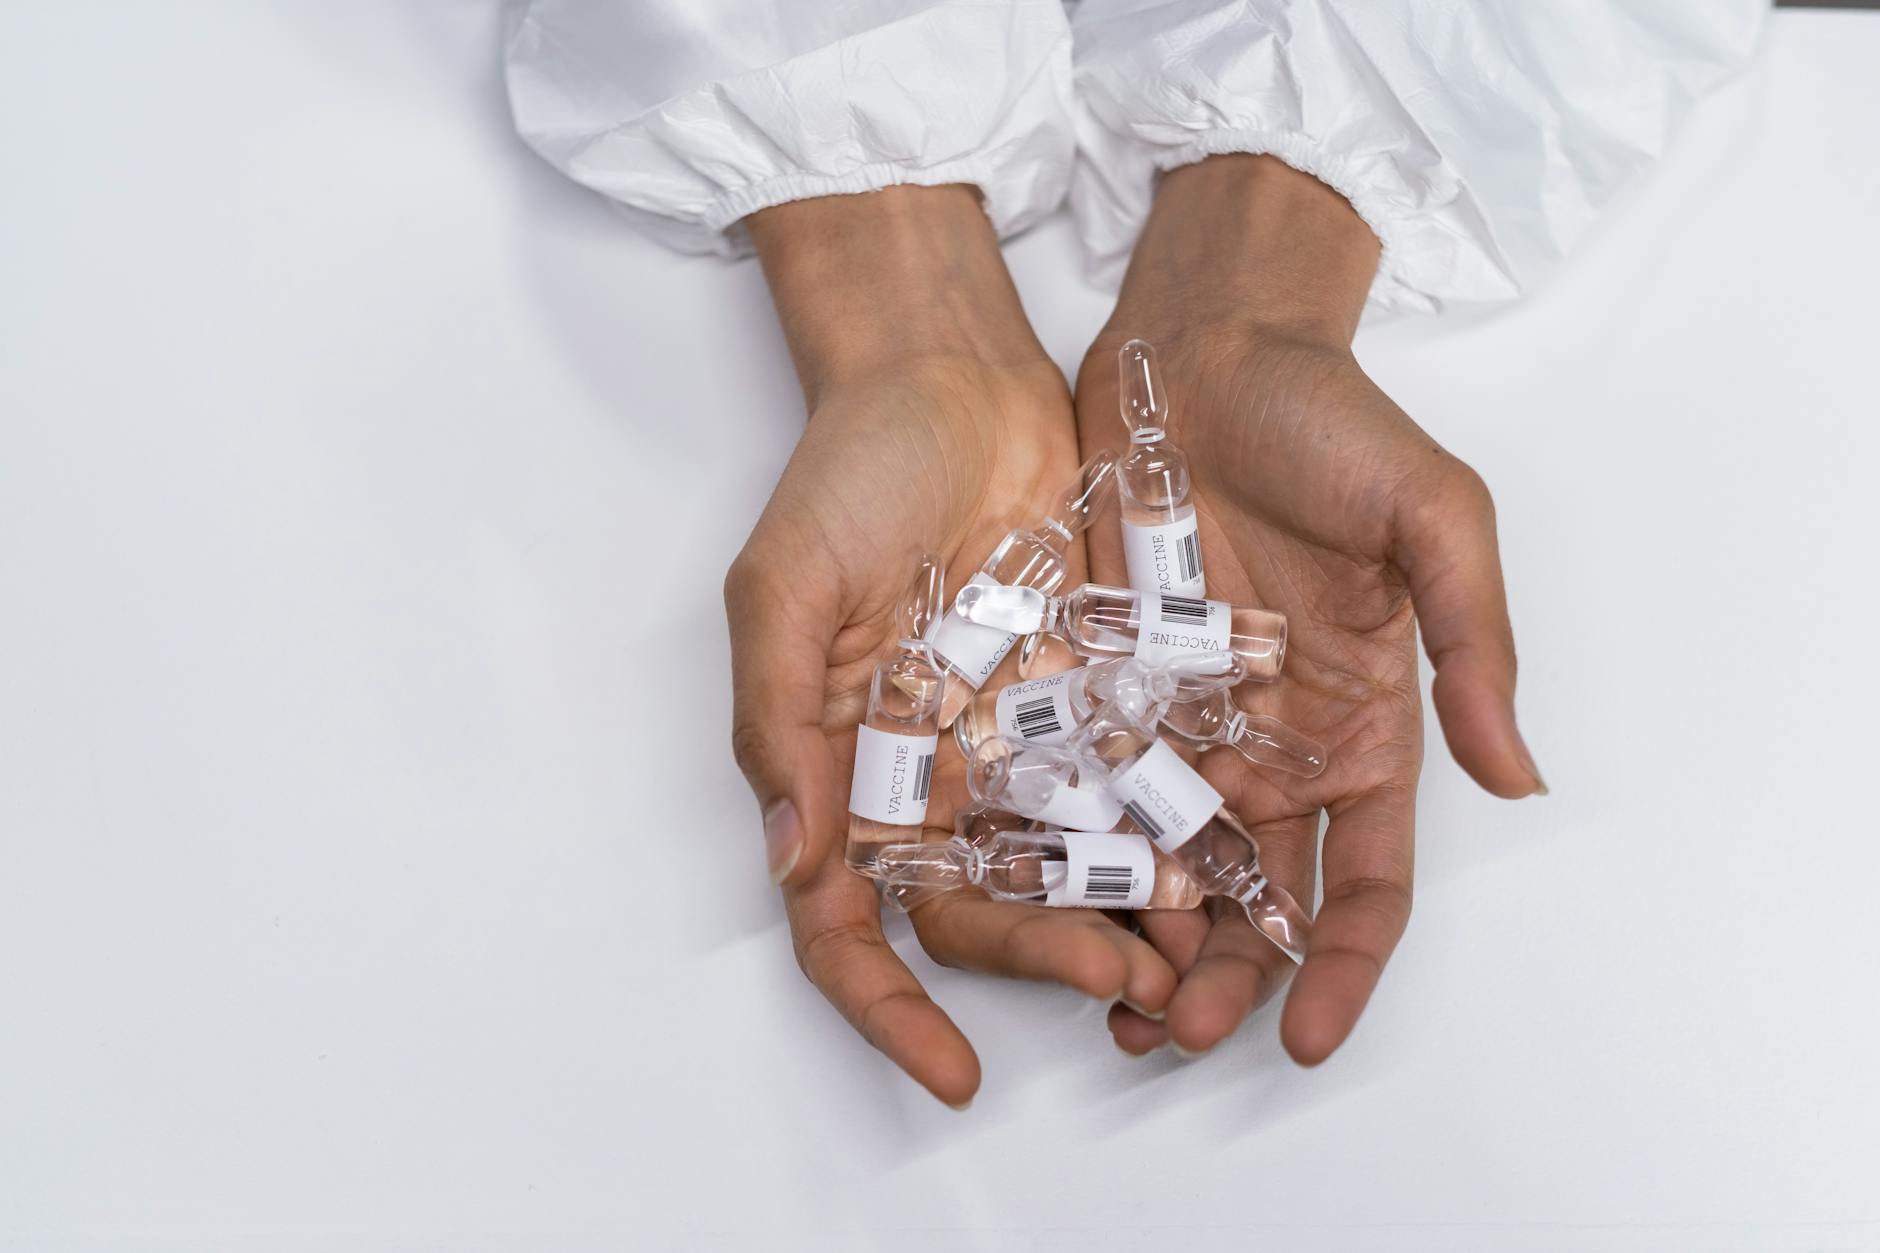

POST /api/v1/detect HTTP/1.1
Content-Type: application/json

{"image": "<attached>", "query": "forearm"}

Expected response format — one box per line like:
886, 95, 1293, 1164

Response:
1113, 155, 1381, 350
746, 185, 1047, 401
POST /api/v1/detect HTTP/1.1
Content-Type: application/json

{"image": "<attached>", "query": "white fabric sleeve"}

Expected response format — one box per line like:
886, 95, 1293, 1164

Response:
504, 0, 1075, 256
1069, 0, 1767, 314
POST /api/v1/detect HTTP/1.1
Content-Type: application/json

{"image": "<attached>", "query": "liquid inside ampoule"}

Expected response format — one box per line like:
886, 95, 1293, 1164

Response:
847, 556, 949, 877
846, 655, 944, 876
959, 584, 1286, 682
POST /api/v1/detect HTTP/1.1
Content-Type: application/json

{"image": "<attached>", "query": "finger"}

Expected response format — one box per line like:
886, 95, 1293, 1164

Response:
1133, 902, 1212, 977
1108, 1000, 1170, 1055
1164, 813, 1318, 1055
725, 540, 844, 886
1392, 459, 1545, 798
786, 856, 980, 1107
910, 892, 1178, 1011
1281, 787, 1414, 1066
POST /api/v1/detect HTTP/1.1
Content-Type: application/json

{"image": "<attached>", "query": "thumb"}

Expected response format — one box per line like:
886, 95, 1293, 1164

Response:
1391, 460, 1545, 799
724, 544, 843, 887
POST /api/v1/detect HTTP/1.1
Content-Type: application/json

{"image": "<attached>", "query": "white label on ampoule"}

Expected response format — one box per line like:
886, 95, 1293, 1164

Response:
1042, 831, 1156, 909
927, 573, 1018, 689
1132, 592, 1231, 666
1030, 778, 1124, 832
1122, 510, 1204, 597
992, 671, 1079, 747
849, 725, 938, 827
1107, 739, 1223, 853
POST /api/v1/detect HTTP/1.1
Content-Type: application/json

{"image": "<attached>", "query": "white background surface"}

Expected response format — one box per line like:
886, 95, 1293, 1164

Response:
3, 5, 1878, 1251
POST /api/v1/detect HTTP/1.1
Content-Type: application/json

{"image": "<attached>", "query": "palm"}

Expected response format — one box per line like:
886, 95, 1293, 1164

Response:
782, 361, 1084, 817
733, 356, 1182, 1102
1075, 332, 1441, 1058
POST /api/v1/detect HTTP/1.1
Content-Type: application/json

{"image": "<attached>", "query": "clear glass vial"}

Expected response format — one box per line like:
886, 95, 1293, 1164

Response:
967, 718, 1313, 963
1116, 339, 1205, 596
926, 452, 1119, 728
846, 555, 948, 877
879, 803, 1036, 913
876, 828, 1205, 911
954, 582, 1286, 681
953, 652, 1249, 758
1159, 692, 1329, 778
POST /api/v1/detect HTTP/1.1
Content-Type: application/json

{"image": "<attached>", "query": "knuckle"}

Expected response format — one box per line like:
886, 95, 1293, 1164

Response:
1444, 460, 1496, 527
792, 918, 875, 985
727, 715, 771, 778
722, 548, 762, 615
1329, 875, 1415, 935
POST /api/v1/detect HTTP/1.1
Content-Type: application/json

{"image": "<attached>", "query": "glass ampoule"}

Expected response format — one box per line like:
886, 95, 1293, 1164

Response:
953, 652, 1248, 759
954, 582, 1287, 682
1160, 693, 1330, 779
1116, 339, 1205, 597
926, 452, 1118, 729
1014, 628, 1081, 681
845, 555, 948, 878
876, 828, 1204, 912
968, 719, 1312, 963
879, 803, 1035, 914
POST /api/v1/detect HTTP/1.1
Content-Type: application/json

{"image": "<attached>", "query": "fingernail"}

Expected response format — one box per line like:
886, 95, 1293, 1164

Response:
1171, 1040, 1214, 1060
1119, 998, 1166, 1022
945, 1097, 974, 1112
1514, 733, 1548, 797
763, 799, 803, 884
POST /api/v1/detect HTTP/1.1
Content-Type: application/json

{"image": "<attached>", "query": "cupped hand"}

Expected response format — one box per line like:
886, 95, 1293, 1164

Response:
728, 187, 1178, 1106
1078, 156, 1545, 1065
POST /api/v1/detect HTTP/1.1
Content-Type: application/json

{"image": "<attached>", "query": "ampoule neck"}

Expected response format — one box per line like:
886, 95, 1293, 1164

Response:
958, 840, 992, 886
1070, 705, 1157, 771
1034, 593, 1069, 636
1227, 865, 1270, 910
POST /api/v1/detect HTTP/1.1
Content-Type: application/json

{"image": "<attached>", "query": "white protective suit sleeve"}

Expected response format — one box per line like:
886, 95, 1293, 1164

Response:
503, 0, 1075, 256
1070, 0, 1768, 314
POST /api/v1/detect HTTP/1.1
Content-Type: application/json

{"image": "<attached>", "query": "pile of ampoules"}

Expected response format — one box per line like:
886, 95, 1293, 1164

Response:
844, 340, 1326, 962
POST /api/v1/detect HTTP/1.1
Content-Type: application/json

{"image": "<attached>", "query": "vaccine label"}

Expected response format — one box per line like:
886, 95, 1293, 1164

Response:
1132, 592, 1232, 666
849, 725, 938, 827
992, 672, 1079, 747
1030, 778, 1124, 832
1042, 830, 1156, 909
1107, 740, 1223, 853
927, 573, 1018, 689
1122, 510, 1204, 597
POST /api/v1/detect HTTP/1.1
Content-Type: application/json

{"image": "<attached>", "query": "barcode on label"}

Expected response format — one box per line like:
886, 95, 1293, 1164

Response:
1177, 531, 1202, 585
1122, 800, 1165, 841
912, 753, 934, 803
1013, 695, 1063, 741
1158, 595, 1209, 626
1083, 865, 1134, 901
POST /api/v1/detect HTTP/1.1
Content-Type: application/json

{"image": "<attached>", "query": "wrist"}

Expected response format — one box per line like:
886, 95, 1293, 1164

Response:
1108, 154, 1380, 352
747, 184, 1048, 400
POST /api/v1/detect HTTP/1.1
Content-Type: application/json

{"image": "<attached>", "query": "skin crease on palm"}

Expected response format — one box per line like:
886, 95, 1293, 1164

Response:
726, 163, 1543, 1107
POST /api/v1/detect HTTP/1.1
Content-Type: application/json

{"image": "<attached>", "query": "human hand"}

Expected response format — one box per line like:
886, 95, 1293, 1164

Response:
1076, 156, 1545, 1065
730, 186, 1179, 1106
